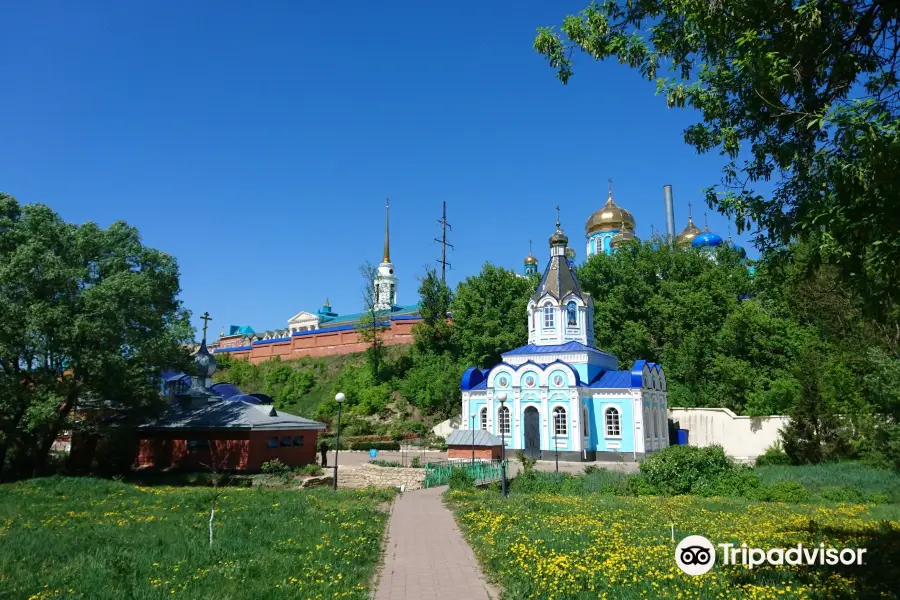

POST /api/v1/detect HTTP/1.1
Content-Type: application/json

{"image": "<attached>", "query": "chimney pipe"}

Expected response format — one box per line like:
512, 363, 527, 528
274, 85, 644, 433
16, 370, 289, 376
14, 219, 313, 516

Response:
663, 185, 676, 247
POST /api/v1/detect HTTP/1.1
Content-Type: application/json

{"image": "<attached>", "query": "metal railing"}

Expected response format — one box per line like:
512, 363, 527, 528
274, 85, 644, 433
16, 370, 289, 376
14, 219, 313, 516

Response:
423, 459, 508, 488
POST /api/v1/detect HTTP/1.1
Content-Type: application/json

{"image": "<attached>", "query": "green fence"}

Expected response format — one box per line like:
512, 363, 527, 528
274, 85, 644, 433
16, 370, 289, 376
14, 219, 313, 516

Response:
423, 459, 508, 488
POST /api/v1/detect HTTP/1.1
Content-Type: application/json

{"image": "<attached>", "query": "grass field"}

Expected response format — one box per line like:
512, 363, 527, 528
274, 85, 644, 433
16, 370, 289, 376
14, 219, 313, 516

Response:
0, 477, 394, 600
754, 463, 900, 503
447, 486, 900, 600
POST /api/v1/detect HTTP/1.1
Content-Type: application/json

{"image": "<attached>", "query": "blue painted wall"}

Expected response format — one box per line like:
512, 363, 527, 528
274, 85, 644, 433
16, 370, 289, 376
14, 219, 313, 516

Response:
586, 395, 634, 453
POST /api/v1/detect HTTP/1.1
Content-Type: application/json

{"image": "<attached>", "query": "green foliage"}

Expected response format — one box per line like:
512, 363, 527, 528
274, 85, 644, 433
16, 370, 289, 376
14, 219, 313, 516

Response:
410, 456, 421, 469
294, 464, 324, 477
450, 263, 535, 367
0, 477, 392, 599
515, 450, 537, 477
448, 467, 475, 490
755, 480, 812, 504
260, 459, 292, 477
0, 193, 193, 477
535, 1, 900, 323
639, 445, 736, 496
511, 471, 572, 494
755, 445, 792, 467
369, 459, 402, 468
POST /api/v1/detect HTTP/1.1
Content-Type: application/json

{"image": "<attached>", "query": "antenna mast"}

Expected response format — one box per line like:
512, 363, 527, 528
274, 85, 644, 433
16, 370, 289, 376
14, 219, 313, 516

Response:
435, 201, 454, 282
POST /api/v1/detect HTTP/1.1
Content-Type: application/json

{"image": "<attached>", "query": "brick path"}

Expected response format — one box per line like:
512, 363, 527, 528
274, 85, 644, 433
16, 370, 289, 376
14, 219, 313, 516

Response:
373, 486, 499, 600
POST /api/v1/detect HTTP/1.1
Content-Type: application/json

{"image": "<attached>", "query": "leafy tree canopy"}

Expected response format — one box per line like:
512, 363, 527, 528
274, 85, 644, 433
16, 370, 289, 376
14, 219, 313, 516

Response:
535, 0, 900, 322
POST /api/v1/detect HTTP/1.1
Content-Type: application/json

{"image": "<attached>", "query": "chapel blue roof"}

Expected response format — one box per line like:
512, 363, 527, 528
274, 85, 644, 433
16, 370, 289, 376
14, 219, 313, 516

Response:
588, 370, 633, 388
502, 341, 616, 359
210, 382, 242, 400
726, 238, 747, 258
691, 231, 724, 248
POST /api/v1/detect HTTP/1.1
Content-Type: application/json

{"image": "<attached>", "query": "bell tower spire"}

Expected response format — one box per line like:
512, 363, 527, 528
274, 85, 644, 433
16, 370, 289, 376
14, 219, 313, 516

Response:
383, 197, 391, 263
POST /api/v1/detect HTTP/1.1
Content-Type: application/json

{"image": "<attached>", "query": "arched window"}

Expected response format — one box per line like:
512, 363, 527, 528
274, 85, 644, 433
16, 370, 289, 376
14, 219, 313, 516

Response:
542, 305, 555, 330
498, 406, 510, 435
605, 407, 621, 438
479, 407, 488, 430
566, 301, 577, 326
583, 406, 589, 437
552, 406, 567, 436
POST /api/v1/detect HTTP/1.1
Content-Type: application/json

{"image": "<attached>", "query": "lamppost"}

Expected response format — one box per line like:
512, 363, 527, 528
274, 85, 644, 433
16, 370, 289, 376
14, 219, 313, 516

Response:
497, 392, 508, 497
470, 412, 476, 466
332, 392, 345, 491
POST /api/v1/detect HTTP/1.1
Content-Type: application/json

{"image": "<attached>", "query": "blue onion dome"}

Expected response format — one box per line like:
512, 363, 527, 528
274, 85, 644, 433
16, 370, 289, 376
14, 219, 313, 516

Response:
565, 247, 576, 261
725, 235, 747, 258
691, 231, 724, 248
610, 230, 638, 248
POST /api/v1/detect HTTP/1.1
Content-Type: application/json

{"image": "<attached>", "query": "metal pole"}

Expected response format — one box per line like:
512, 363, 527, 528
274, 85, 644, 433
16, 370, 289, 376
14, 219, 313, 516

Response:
555, 442, 559, 473
663, 185, 676, 247
332, 402, 343, 491
499, 399, 508, 497
471, 414, 475, 466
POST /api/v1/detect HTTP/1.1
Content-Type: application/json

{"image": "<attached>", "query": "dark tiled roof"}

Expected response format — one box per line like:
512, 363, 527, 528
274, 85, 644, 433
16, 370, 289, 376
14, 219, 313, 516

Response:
532, 254, 582, 302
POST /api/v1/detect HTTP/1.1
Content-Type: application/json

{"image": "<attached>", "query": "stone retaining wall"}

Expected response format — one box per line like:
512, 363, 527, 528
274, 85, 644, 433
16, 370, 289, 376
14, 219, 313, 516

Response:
337, 463, 426, 490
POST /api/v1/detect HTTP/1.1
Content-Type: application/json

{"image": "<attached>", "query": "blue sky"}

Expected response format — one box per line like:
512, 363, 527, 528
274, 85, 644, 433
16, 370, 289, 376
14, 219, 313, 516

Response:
1, 1, 756, 339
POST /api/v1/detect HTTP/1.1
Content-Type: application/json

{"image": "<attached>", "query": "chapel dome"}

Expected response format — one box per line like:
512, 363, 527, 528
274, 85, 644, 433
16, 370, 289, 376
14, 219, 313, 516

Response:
585, 192, 636, 235
193, 340, 217, 379
549, 228, 568, 247
691, 231, 724, 249
524, 253, 538, 266
676, 216, 702, 248
726, 236, 747, 258
610, 230, 638, 248
565, 247, 576, 261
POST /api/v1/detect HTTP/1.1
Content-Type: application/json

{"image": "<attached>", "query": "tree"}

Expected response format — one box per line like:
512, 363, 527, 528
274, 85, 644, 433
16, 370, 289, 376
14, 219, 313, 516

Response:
450, 264, 535, 367
357, 262, 390, 381
411, 267, 455, 356
534, 1, 900, 322
0, 193, 192, 476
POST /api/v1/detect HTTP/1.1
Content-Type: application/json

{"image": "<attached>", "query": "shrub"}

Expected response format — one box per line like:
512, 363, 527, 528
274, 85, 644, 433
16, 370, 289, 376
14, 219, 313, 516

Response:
515, 450, 537, 477
583, 464, 600, 475
690, 466, 761, 498
370, 460, 402, 468
754, 480, 811, 503
260, 459, 291, 477
578, 469, 630, 495
623, 473, 659, 496
349, 441, 400, 451
410, 456, 422, 469
448, 467, 475, 490
639, 445, 735, 495
294, 464, 324, 477
511, 471, 571, 494
820, 486, 865, 504
755, 445, 792, 467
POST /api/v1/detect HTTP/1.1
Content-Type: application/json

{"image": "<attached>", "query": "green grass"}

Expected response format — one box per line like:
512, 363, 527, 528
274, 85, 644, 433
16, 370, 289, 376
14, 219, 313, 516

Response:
447, 487, 900, 599
755, 462, 900, 503
0, 477, 394, 600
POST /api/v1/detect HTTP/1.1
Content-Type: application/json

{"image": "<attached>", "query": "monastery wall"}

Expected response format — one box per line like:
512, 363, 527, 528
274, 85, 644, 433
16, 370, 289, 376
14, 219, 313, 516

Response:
218, 319, 419, 364
668, 407, 788, 460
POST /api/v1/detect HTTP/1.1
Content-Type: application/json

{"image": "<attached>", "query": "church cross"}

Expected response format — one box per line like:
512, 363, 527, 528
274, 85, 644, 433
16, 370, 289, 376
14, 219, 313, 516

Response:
555, 205, 561, 228
200, 312, 212, 341
529, 239, 533, 254
608, 178, 612, 196
687, 201, 693, 218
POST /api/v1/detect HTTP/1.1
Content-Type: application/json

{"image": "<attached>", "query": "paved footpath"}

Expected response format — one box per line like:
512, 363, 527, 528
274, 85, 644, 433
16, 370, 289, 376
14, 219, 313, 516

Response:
373, 486, 499, 600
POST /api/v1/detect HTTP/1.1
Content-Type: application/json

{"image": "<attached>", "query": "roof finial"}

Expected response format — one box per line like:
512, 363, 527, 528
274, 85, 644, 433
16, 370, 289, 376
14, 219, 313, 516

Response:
529, 239, 533, 254
325, 297, 330, 307
704, 211, 710, 232
555, 204, 561, 230
727, 223, 733, 242
383, 197, 391, 263
687, 201, 693, 222
200, 311, 212, 343
608, 178, 613, 199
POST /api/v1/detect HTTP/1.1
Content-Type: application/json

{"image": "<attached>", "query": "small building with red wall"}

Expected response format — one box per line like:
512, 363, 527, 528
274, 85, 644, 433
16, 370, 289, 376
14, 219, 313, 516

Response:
137, 399, 324, 471
446, 429, 503, 461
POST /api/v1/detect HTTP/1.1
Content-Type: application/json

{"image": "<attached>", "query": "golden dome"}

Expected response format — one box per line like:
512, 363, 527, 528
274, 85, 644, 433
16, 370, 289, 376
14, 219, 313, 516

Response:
585, 191, 636, 235
676, 216, 702, 248
610, 230, 637, 248
525, 253, 538, 266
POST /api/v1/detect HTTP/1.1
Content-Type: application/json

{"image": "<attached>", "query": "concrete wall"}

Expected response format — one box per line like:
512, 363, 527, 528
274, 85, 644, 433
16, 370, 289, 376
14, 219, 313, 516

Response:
668, 408, 788, 460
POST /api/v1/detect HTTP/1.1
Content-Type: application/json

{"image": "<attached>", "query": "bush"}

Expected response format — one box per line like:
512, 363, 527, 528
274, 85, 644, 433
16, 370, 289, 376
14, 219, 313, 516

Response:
583, 464, 600, 475
511, 471, 571, 494
260, 459, 291, 477
448, 467, 475, 490
639, 445, 735, 496
690, 466, 761, 498
349, 441, 400, 451
294, 464, 324, 477
410, 456, 422, 469
370, 460, 402, 468
754, 480, 811, 503
623, 473, 660, 496
819, 486, 865, 504
755, 445, 792, 467
515, 450, 537, 477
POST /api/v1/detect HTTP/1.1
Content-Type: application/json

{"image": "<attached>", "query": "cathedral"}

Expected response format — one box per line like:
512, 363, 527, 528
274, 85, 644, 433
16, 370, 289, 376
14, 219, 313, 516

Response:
462, 212, 669, 462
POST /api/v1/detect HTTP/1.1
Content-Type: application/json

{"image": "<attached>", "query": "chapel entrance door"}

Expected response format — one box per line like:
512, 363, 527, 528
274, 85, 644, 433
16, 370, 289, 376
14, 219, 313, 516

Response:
523, 407, 540, 459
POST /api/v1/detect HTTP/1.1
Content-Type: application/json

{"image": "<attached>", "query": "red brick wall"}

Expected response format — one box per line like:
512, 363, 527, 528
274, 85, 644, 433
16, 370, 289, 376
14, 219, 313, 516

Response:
215, 319, 421, 365
136, 429, 320, 471
447, 446, 501, 460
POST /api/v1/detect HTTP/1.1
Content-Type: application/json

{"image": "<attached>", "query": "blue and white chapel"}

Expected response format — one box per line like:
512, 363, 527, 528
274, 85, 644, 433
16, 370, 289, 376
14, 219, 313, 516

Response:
460, 217, 669, 461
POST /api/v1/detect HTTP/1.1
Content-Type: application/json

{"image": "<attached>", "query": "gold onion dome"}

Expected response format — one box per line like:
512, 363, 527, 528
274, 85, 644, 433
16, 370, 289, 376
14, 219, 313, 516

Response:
610, 230, 637, 248
676, 215, 702, 248
525, 253, 538, 265
585, 190, 636, 235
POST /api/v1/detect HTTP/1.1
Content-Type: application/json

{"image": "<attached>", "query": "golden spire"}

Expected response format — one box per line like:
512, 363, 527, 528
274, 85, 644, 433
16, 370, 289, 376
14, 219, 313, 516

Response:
675, 201, 702, 247
383, 197, 391, 263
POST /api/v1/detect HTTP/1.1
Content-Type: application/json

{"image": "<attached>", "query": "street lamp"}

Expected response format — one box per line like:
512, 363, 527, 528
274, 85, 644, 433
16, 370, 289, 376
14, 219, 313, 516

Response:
332, 392, 345, 491
470, 412, 476, 466
497, 392, 508, 497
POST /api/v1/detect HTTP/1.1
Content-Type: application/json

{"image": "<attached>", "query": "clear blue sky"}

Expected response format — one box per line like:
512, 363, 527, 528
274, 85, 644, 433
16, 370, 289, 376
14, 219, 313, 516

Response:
1, 1, 756, 339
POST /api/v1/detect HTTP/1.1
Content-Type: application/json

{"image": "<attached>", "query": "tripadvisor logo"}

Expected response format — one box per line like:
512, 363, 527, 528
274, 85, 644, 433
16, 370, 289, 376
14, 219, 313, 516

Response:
675, 535, 868, 575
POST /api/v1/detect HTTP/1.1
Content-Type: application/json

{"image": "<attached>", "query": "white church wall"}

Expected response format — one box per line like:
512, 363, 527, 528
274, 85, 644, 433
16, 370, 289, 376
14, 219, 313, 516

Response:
669, 408, 789, 460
